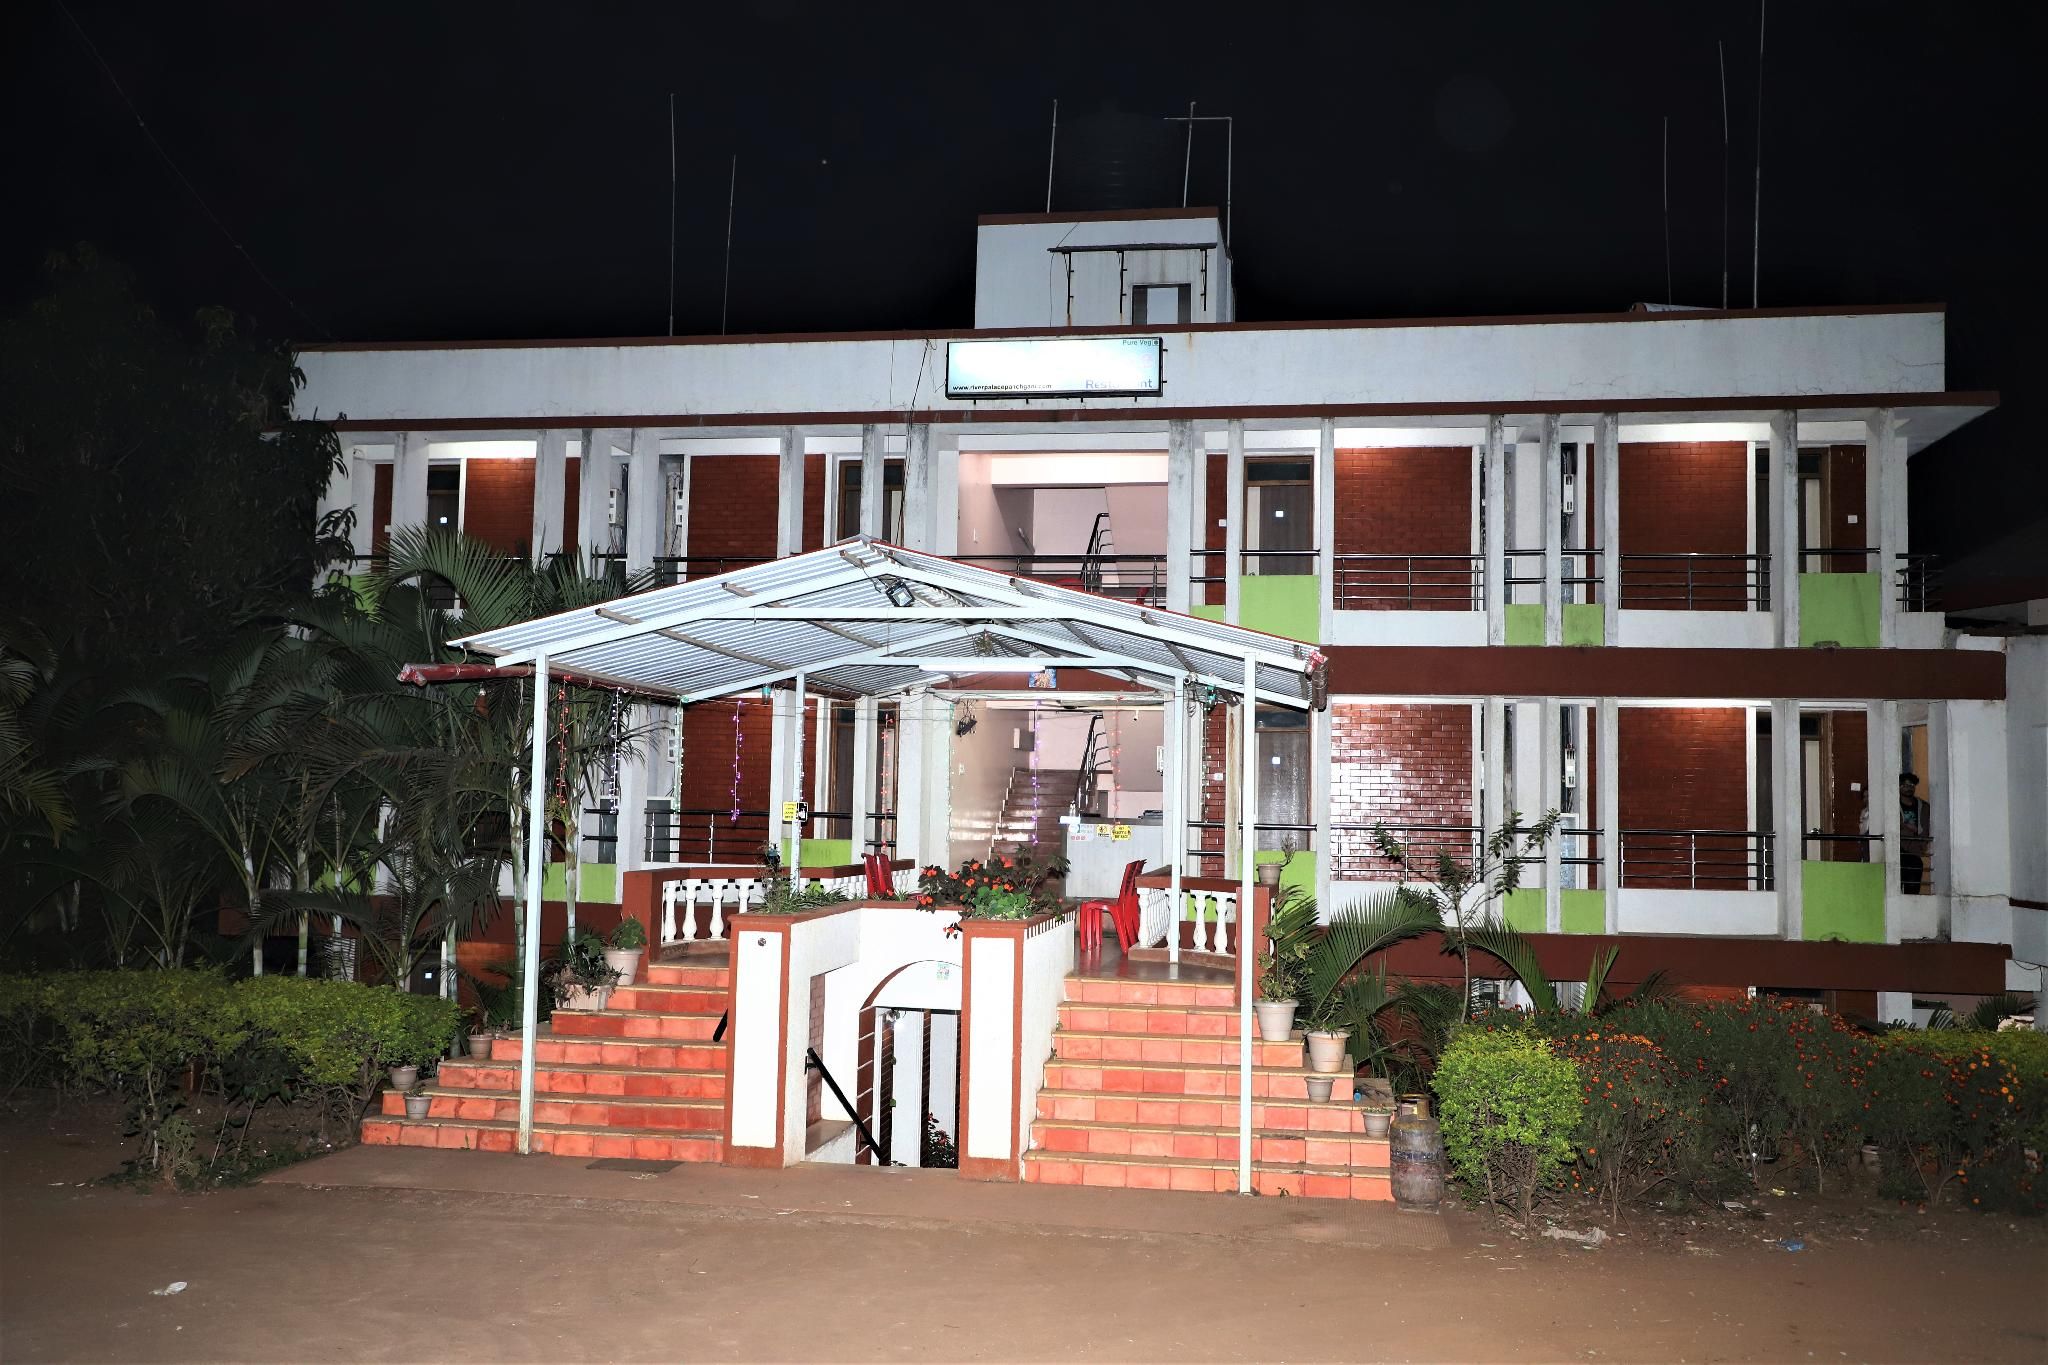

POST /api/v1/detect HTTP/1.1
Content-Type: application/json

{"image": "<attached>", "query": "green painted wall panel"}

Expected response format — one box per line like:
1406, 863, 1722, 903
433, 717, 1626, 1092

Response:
1799, 573, 1879, 648
1503, 887, 1545, 931
1505, 604, 1543, 646
1240, 575, 1321, 642
1801, 861, 1885, 942
800, 838, 855, 869
1563, 603, 1604, 647
1254, 849, 1317, 896
1560, 889, 1606, 934
542, 862, 620, 904
1191, 605, 1226, 623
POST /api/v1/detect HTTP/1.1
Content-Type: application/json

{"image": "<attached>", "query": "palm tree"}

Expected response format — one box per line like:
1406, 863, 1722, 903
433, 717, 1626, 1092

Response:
0, 621, 73, 844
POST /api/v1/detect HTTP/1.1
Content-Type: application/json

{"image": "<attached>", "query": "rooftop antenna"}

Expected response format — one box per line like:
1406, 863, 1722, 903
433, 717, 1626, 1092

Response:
1662, 116, 1673, 306
1162, 111, 1234, 250
1044, 99, 1058, 212
1752, 0, 1766, 308
1181, 100, 1196, 206
1717, 40, 1730, 310
720, 153, 736, 335
666, 93, 677, 337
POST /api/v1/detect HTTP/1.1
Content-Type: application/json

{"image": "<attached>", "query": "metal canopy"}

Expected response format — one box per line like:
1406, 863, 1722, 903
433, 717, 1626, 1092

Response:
450, 537, 1325, 709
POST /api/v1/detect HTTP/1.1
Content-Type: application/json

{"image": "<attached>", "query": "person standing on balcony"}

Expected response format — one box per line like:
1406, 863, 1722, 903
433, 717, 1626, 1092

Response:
1899, 772, 1932, 894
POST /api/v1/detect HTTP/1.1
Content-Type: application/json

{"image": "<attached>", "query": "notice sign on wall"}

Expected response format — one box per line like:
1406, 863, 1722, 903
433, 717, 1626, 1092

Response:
945, 336, 1163, 399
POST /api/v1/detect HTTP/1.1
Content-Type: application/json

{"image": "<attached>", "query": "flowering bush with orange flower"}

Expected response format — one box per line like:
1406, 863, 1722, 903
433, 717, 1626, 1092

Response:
1541, 1028, 1702, 1221
1869, 1033, 2041, 1213
914, 851, 1069, 922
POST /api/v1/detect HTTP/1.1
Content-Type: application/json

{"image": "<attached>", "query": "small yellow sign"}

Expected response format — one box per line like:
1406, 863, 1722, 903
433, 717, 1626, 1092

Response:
781, 801, 799, 821
1107, 824, 1132, 841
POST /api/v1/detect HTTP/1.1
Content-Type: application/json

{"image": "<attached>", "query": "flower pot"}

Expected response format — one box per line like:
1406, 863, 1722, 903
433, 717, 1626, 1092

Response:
1362, 1108, 1393, 1140
467, 1033, 495, 1059
1256, 862, 1284, 890
387, 1064, 420, 1092
561, 984, 612, 1012
403, 1091, 432, 1119
1253, 999, 1299, 1043
1304, 1075, 1336, 1103
603, 947, 643, 985
1304, 1029, 1350, 1074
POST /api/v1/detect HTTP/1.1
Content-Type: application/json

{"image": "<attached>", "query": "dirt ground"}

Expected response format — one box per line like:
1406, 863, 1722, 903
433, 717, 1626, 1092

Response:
1, 1097, 2045, 1364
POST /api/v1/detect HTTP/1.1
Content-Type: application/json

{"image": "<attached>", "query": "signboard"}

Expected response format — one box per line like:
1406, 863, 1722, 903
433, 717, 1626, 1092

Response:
1107, 824, 1133, 842
945, 336, 1163, 399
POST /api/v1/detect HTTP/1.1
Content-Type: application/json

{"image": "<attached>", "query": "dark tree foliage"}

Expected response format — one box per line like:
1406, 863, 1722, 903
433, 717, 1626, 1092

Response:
0, 247, 340, 682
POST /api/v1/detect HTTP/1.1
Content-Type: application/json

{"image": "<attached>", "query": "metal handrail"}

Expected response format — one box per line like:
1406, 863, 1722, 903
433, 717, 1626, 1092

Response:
1620, 827, 1774, 890
652, 555, 768, 584
1802, 832, 1882, 863
645, 806, 772, 864
1797, 546, 1878, 572
1239, 548, 1320, 573
958, 554, 1166, 603
1895, 552, 1941, 612
1618, 553, 1770, 609
1332, 553, 1482, 610
806, 1047, 894, 1166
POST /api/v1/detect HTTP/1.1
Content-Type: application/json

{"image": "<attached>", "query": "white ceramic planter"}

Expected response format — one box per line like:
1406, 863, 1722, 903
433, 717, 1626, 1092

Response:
1304, 1029, 1350, 1074
1253, 999, 1299, 1042
603, 948, 643, 985
1304, 1075, 1336, 1103
1362, 1108, 1393, 1139
404, 1091, 432, 1119
560, 984, 612, 1012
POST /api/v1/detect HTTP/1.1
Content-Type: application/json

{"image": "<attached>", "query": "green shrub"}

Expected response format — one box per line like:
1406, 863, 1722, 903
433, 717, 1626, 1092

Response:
236, 976, 460, 1128
1545, 1026, 1703, 1220
1870, 1032, 2039, 1211
1433, 1028, 1582, 1220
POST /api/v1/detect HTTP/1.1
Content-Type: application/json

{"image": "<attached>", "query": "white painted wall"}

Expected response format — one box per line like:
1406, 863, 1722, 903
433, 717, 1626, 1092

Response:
963, 935, 1015, 1163
1032, 488, 1111, 557
2005, 637, 2048, 908
955, 451, 1031, 557
1616, 889, 1780, 937
1616, 611, 1775, 649
974, 215, 1228, 329
928, 1012, 959, 1141
297, 311, 1946, 428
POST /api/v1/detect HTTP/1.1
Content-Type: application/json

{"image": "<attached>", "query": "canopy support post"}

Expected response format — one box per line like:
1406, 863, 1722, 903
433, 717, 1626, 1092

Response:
1237, 649, 1257, 1196
517, 653, 549, 1155
1166, 675, 1185, 965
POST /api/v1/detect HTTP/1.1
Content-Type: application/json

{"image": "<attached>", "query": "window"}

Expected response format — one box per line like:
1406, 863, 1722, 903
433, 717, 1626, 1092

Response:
426, 464, 460, 529
836, 459, 904, 542
1245, 459, 1313, 575
1132, 284, 1190, 325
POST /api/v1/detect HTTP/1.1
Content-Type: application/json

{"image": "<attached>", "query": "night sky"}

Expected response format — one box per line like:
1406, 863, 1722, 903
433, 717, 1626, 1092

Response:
3, 2, 2037, 580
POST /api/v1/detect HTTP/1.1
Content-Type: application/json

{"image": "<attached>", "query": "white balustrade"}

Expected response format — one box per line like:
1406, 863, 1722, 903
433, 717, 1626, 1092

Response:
658, 874, 765, 945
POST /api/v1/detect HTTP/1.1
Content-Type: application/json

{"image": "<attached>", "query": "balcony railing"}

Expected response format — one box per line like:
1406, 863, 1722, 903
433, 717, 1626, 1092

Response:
1895, 552, 1941, 612
1333, 554, 1481, 610
1559, 826, 1603, 889
1501, 548, 1545, 605
956, 553, 1166, 602
645, 806, 772, 865
1618, 553, 1770, 610
1183, 822, 1315, 879
652, 555, 769, 585
1331, 822, 1481, 880
1239, 548, 1320, 576
1801, 832, 1880, 863
1620, 828, 1774, 890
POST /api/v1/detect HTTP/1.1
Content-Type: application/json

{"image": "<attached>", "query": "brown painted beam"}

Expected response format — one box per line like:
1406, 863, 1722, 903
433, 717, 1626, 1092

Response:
1323, 646, 2004, 701
1371, 930, 2009, 996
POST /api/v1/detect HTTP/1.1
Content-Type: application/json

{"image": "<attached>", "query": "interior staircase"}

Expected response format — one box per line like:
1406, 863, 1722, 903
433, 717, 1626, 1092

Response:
988, 766, 1083, 858
361, 952, 732, 1159
1022, 975, 1392, 1199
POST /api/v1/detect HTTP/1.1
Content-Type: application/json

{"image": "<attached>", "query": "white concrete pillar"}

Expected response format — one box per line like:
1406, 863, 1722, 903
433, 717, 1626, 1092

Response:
1165, 678, 1186, 963
1772, 698, 1804, 938
930, 434, 960, 556
667, 450, 691, 562
767, 687, 790, 863
1165, 420, 1198, 614
1540, 415, 1563, 646
776, 428, 804, 556
1540, 701, 1562, 930
1868, 409, 1906, 641
852, 697, 878, 852
1598, 698, 1620, 929
895, 690, 952, 869
616, 712, 648, 873
532, 429, 569, 564
579, 429, 621, 561
902, 422, 933, 550
1236, 649, 1258, 1196
345, 445, 379, 558
624, 429, 663, 573
1224, 420, 1246, 624
858, 424, 884, 537
1482, 696, 1508, 838
1482, 417, 1507, 644
927, 1012, 959, 1138
1873, 699, 1901, 942
1312, 701, 1333, 917
890, 1010, 926, 1167
1597, 415, 1620, 642
1315, 417, 1336, 639
392, 431, 429, 535
1770, 412, 1799, 645
1927, 700, 1953, 913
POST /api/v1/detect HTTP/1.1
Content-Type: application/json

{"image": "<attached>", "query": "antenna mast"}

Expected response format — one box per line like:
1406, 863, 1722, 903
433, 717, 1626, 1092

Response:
667, 93, 677, 337
1662, 116, 1673, 306
1044, 100, 1059, 212
720, 154, 736, 335
1752, 0, 1766, 308
1718, 41, 1730, 310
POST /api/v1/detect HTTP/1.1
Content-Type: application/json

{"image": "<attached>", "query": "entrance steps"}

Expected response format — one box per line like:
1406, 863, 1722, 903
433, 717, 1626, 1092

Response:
1022, 973, 1392, 1201
360, 954, 733, 1163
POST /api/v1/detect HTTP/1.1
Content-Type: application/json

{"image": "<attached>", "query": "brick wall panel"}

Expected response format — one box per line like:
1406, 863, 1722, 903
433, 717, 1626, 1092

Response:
460, 458, 536, 556
1619, 441, 1749, 609
1330, 703, 1474, 879
1334, 448, 1473, 610
1617, 707, 1750, 888
687, 455, 780, 568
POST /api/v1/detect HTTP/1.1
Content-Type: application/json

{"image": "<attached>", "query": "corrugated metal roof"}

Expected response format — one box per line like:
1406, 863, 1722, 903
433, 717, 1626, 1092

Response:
451, 537, 1324, 707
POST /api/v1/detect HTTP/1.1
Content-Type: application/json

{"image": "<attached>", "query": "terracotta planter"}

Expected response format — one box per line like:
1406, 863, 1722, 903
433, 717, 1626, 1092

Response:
1362, 1108, 1393, 1139
1253, 999, 1299, 1042
403, 1091, 431, 1119
1304, 1075, 1336, 1103
1304, 1029, 1350, 1074
387, 1064, 420, 1092
603, 948, 643, 985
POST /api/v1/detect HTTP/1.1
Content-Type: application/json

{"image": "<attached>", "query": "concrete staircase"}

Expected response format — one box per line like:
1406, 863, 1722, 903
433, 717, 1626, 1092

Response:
989, 766, 1083, 857
1021, 976, 1392, 1199
361, 955, 731, 1160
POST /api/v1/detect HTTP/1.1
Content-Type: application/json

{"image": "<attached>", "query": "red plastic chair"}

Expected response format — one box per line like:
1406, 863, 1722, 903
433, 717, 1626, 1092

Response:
1078, 859, 1144, 953
864, 852, 896, 899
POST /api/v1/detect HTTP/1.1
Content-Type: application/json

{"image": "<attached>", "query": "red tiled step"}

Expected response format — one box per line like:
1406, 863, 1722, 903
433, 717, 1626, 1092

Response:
1034, 1088, 1372, 1134
379, 1087, 722, 1132
607, 985, 731, 1014
361, 1116, 722, 1162
1040, 1059, 1343, 1101
1022, 1151, 1393, 1201
550, 1008, 722, 1040
439, 1060, 726, 1100
1063, 978, 1237, 1009
1029, 1119, 1389, 1168
489, 1032, 727, 1070
1057, 1001, 1260, 1039
646, 962, 731, 989
1052, 1029, 1303, 1068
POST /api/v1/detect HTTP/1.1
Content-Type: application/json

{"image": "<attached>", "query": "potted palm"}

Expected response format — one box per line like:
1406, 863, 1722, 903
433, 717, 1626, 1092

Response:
1300, 992, 1352, 1075
465, 1006, 495, 1059
1253, 953, 1299, 1042
604, 915, 647, 985
553, 927, 622, 1011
